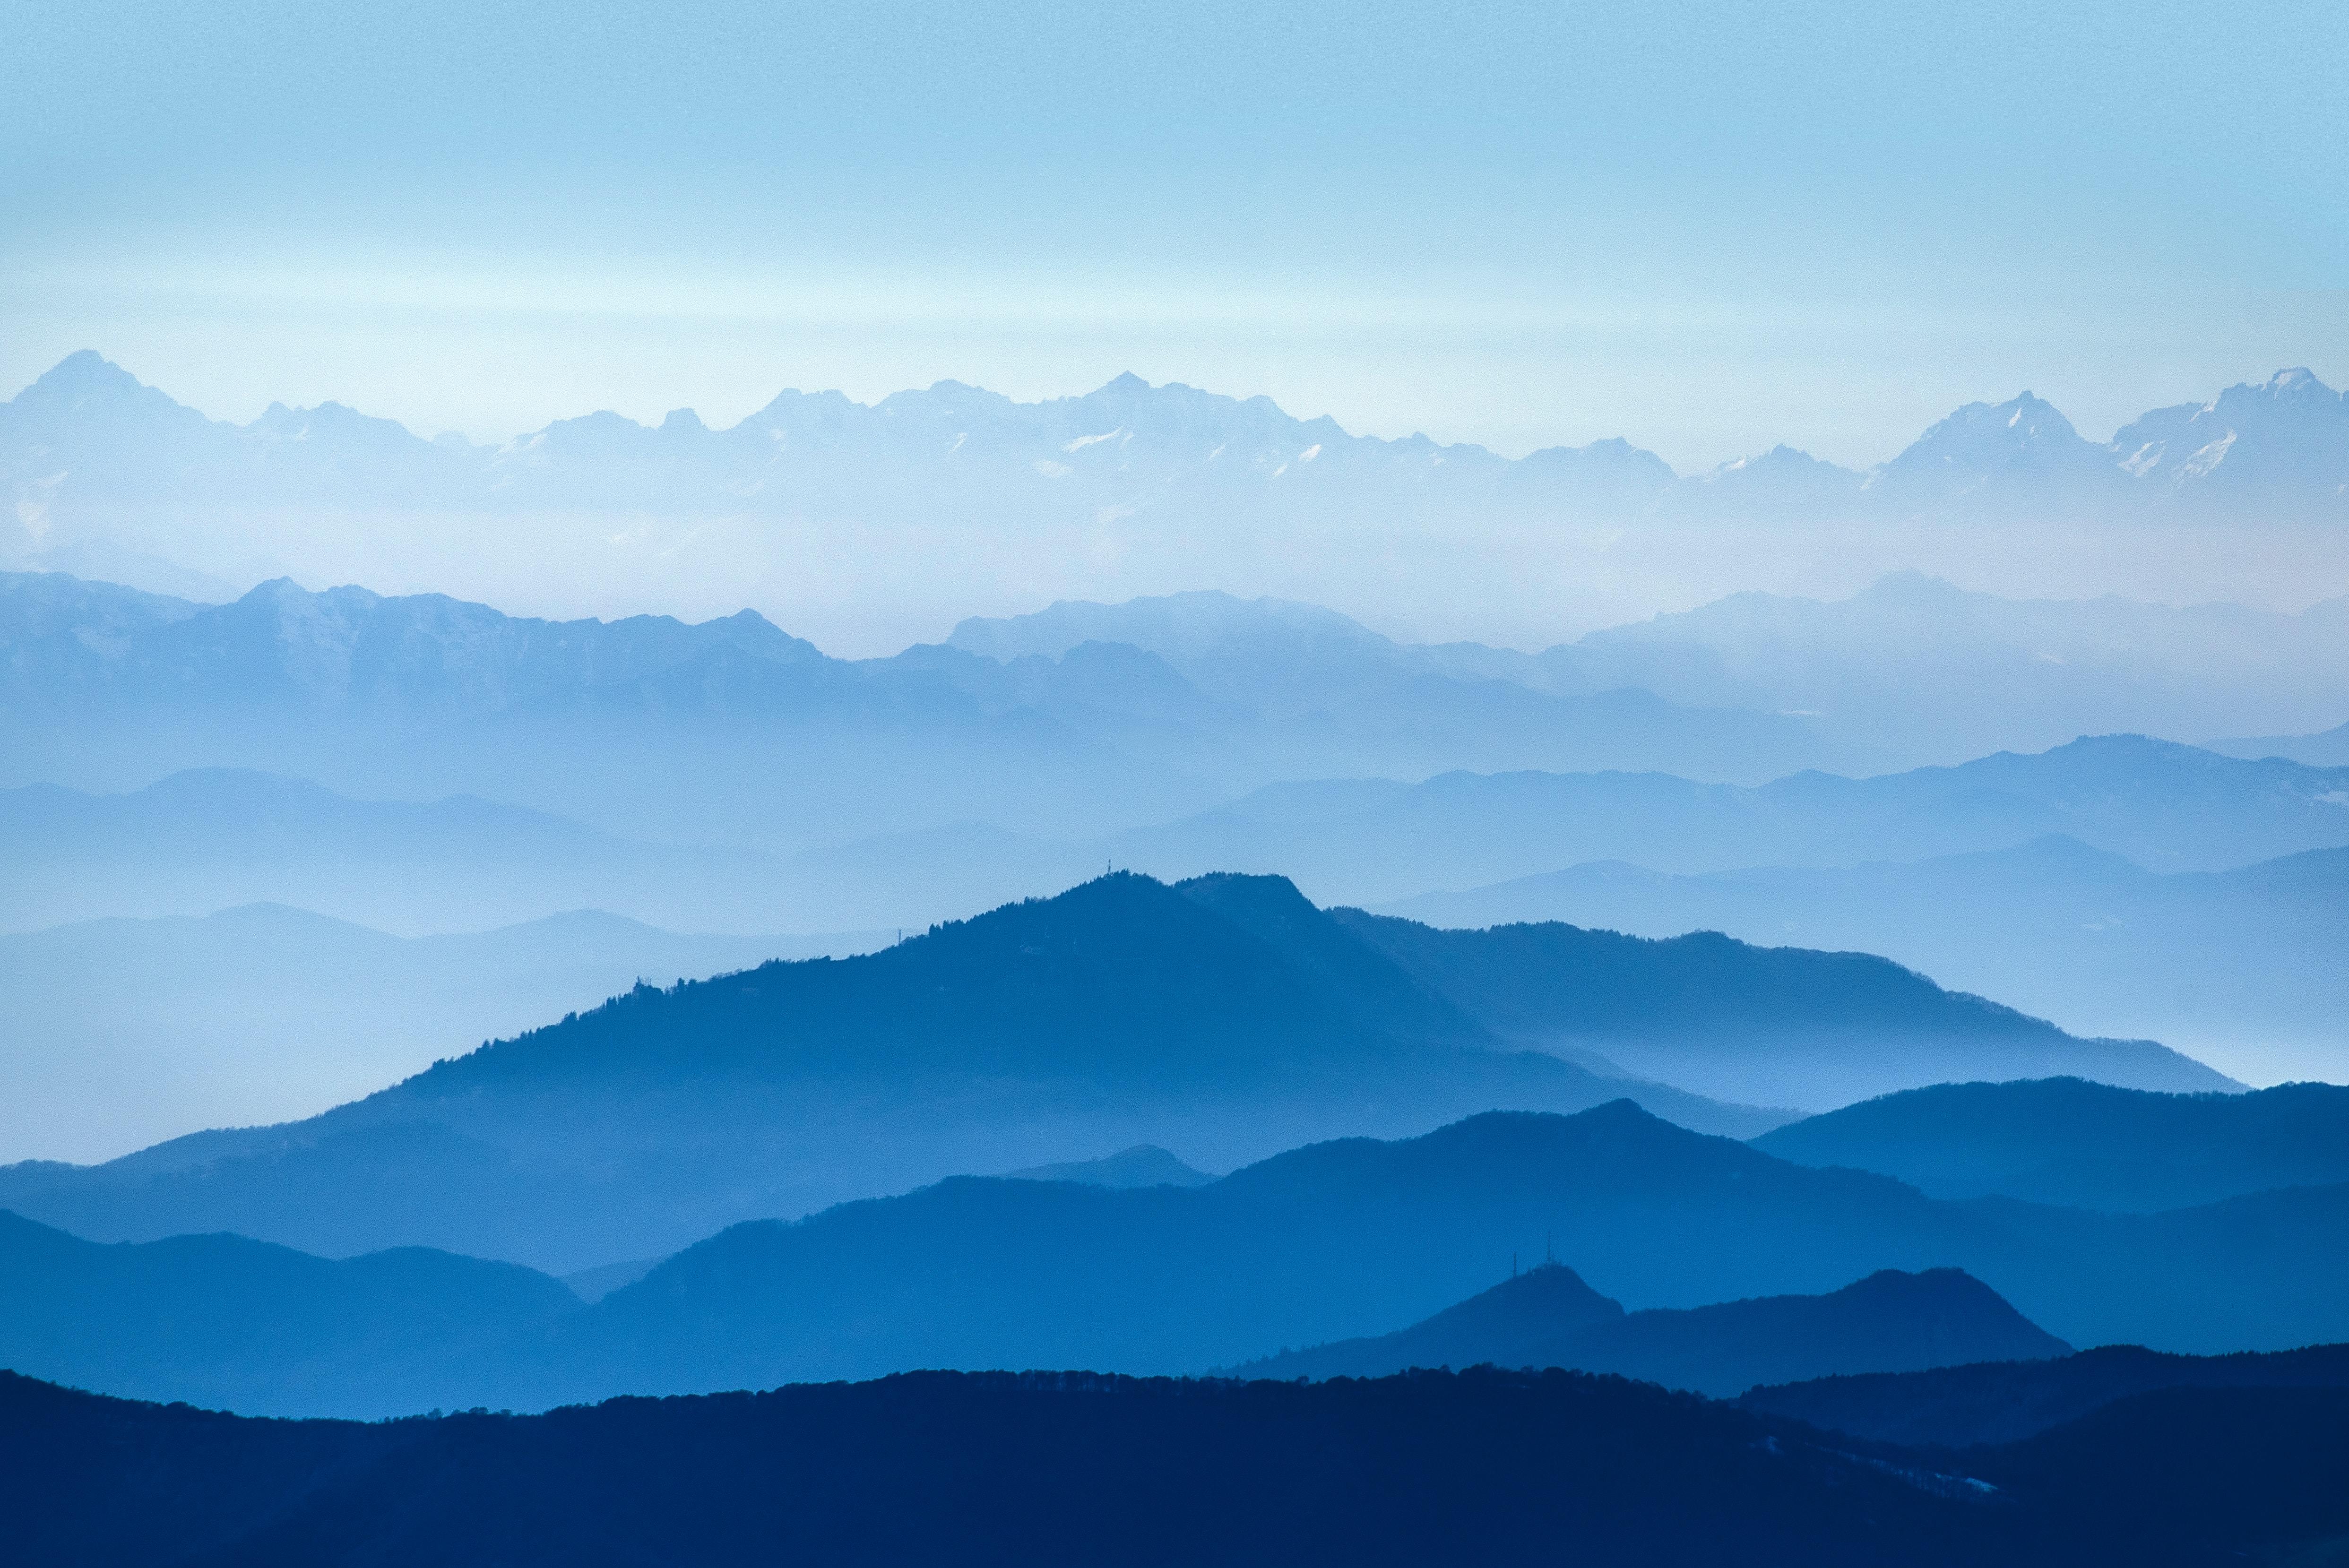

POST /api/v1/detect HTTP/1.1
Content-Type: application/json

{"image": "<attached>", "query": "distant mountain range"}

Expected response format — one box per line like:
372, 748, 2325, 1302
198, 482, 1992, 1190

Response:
950, 574, 2349, 770
2211, 716, 2349, 768
0, 903, 875, 1164
0, 767, 809, 935
1233, 1264, 2068, 1397
0, 873, 2226, 1270
0, 571, 1236, 852
0, 569, 1883, 862
7, 357, 2347, 793
771, 730, 2349, 937
1077, 734, 2349, 906
9, 568, 2349, 845
1377, 836, 2349, 1082
15, 724, 2337, 947
26, 1362, 2347, 1568
9, 354, 2343, 555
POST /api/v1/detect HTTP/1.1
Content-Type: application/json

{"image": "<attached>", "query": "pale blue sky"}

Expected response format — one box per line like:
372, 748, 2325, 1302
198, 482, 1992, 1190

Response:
6, 0, 2345, 466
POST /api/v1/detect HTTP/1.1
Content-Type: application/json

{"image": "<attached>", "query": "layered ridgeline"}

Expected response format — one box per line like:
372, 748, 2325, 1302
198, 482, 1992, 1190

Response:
1741, 1341, 2349, 1447
1330, 909, 2228, 1109
0, 570, 1838, 857
21, 1366, 2349, 1568
0, 1211, 578, 1416
475, 1103, 2339, 1407
9, 353, 2349, 653
1099, 734, 2349, 900
9, 569, 2349, 854
2214, 715, 2349, 767
1233, 1265, 2069, 1396
948, 573, 2349, 772
1753, 1078, 2349, 1211
9, 725, 2345, 945
5, 1103, 2345, 1417
0, 872, 2223, 1268
777, 732, 2349, 938
0, 572, 1235, 854
0, 767, 808, 934
1378, 836, 2349, 1082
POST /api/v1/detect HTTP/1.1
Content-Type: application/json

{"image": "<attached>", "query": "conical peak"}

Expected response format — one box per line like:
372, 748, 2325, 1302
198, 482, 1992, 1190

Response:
17, 350, 153, 409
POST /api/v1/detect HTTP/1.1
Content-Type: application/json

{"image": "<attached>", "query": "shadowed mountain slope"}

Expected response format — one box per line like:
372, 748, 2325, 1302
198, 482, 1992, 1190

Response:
0, 1210, 579, 1417
1541, 1269, 2068, 1397
1753, 1079, 2349, 1210
1332, 910, 2231, 1109
1229, 1262, 1627, 1380
1237, 1265, 2068, 1396
1741, 1341, 2349, 1448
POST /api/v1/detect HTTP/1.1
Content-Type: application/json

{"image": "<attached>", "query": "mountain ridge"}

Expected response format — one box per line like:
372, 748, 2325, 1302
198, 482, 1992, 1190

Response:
0, 874, 1783, 1269
429, 1101, 2349, 1406
1740, 1340, 2349, 1447
0, 869, 2219, 1271
12, 353, 2345, 528
6, 1102, 2344, 1418
1234, 1263, 2070, 1396
1752, 1078, 2349, 1211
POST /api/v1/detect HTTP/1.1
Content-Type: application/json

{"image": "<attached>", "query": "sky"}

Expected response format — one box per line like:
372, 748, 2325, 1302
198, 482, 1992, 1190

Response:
5, 0, 2348, 468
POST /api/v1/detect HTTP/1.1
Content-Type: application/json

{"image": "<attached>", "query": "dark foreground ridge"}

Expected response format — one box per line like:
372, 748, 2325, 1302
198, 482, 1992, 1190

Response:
5, 1364, 2346, 1568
